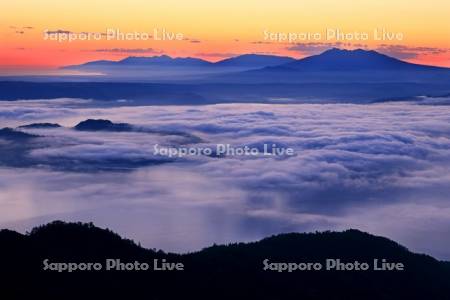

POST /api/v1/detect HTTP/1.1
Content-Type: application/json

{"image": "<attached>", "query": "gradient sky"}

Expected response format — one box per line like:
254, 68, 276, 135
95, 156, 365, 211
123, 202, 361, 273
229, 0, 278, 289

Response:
1, 0, 449, 73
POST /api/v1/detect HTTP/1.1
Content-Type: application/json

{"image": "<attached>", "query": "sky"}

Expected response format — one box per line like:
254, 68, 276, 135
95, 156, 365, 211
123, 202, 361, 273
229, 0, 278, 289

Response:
0, 0, 449, 72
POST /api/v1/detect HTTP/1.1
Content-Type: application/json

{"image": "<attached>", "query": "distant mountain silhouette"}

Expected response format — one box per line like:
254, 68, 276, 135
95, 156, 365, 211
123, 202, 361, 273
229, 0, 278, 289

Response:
118, 55, 212, 67
63, 54, 295, 70
73, 118, 202, 140
18, 123, 61, 129
214, 54, 295, 68
64, 55, 212, 69
270, 48, 449, 72
0, 119, 203, 171
0, 127, 38, 140
2, 221, 450, 299
74, 119, 133, 131
210, 48, 450, 86
66, 59, 117, 67
3, 49, 450, 103
63, 49, 449, 73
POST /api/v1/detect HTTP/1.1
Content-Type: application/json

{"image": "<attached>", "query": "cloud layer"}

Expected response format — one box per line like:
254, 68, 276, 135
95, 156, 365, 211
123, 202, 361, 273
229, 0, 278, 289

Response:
1, 99, 450, 258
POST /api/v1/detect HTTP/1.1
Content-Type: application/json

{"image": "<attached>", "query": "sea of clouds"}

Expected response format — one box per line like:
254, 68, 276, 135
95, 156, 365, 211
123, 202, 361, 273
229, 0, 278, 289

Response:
1, 99, 450, 258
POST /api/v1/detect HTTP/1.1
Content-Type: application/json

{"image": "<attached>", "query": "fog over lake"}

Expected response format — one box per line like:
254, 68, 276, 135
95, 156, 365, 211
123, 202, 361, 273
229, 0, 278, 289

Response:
1, 98, 450, 259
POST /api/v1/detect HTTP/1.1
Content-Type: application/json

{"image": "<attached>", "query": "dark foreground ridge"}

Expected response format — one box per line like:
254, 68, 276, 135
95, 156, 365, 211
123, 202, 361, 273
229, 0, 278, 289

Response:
1, 221, 450, 299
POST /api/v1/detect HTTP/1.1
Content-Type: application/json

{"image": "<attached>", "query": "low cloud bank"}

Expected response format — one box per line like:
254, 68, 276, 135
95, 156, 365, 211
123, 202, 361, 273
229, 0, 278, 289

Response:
1, 101, 450, 258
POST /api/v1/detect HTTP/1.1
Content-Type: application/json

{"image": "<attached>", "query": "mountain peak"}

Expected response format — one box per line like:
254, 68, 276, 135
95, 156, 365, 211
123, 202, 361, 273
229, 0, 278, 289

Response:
119, 55, 173, 63
282, 47, 438, 71
321, 48, 382, 57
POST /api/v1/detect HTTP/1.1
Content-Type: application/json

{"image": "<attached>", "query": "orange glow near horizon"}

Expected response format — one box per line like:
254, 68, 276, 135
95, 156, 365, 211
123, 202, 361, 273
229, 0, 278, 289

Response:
1, 0, 449, 73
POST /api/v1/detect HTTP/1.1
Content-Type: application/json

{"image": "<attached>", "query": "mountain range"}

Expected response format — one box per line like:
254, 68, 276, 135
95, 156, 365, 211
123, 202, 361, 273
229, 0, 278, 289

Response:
63, 48, 449, 73
63, 53, 295, 71
2, 48, 450, 103
66, 55, 211, 69
272, 48, 448, 71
